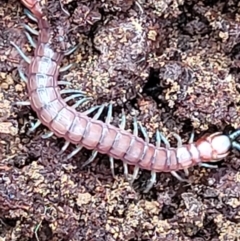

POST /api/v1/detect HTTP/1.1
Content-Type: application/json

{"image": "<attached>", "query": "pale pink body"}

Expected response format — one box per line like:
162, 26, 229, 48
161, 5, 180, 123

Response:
20, 0, 234, 173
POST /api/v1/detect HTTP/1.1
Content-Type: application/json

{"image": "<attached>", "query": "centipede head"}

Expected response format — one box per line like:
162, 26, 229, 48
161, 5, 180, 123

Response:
206, 132, 232, 160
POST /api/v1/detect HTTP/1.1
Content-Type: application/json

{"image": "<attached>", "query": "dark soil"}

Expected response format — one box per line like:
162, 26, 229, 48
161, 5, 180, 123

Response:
0, 0, 240, 240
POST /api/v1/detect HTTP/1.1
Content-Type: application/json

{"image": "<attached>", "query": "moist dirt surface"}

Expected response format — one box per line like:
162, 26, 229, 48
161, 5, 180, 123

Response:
0, 0, 240, 240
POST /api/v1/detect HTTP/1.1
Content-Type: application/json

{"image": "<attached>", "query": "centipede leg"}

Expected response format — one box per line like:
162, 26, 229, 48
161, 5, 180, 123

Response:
71, 98, 92, 109
24, 9, 38, 22
188, 131, 195, 143
13, 101, 31, 106
198, 163, 218, 168
41, 131, 54, 139
25, 31, 36, 48
59, 64, 73, 72
10, 41, 31, 64
28, 119, 41, 134
144, 171, 156, 193
63, 94, 86, 103
171, 170, 189, 183
123, 163, 129, 180
22, 23, 38, 35
60, 89, 86, 95
18, 68, 28, 83
67, 145, 83, 159
60, 141, 70, 153
81, 104, 113, 168
64, 44, 79, 56
58, 80, 71, 86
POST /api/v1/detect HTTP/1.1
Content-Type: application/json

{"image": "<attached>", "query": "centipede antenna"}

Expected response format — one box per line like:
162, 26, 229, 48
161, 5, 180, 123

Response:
229, 130, 240, 141
24, 9, 38, 22
25, 31, 37, 48
133, 117, 138, 136
22, 23, 39, 35
10, 41, 31, 64
139, 123, 149, 143
59, 63, 73, 72
82, 150, 98, 168
63, 94, 85, 103
155, 130, 161, 148
64, 44, 79, 56
28, 120, 41, 133
60, 141, 70, 153
58, 80, 71, 86
72, 98, 92, 109
159, 132, 170, 148
18, 68, 28, 83
67, 145, 83, 159
60, 89, 86, 95
232, 141, 240, 151
144, 171, 156, 193
41, 131, 54, 139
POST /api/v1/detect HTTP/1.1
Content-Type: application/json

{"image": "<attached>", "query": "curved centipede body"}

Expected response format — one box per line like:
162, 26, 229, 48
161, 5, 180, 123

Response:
12, 0, 240, 192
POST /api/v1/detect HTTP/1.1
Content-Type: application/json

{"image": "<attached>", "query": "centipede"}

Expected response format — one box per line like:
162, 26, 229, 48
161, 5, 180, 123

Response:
11, 0, 240, 192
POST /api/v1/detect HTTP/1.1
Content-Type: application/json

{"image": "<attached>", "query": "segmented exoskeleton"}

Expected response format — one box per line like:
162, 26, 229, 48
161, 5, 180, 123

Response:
11, 0, 240, 192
